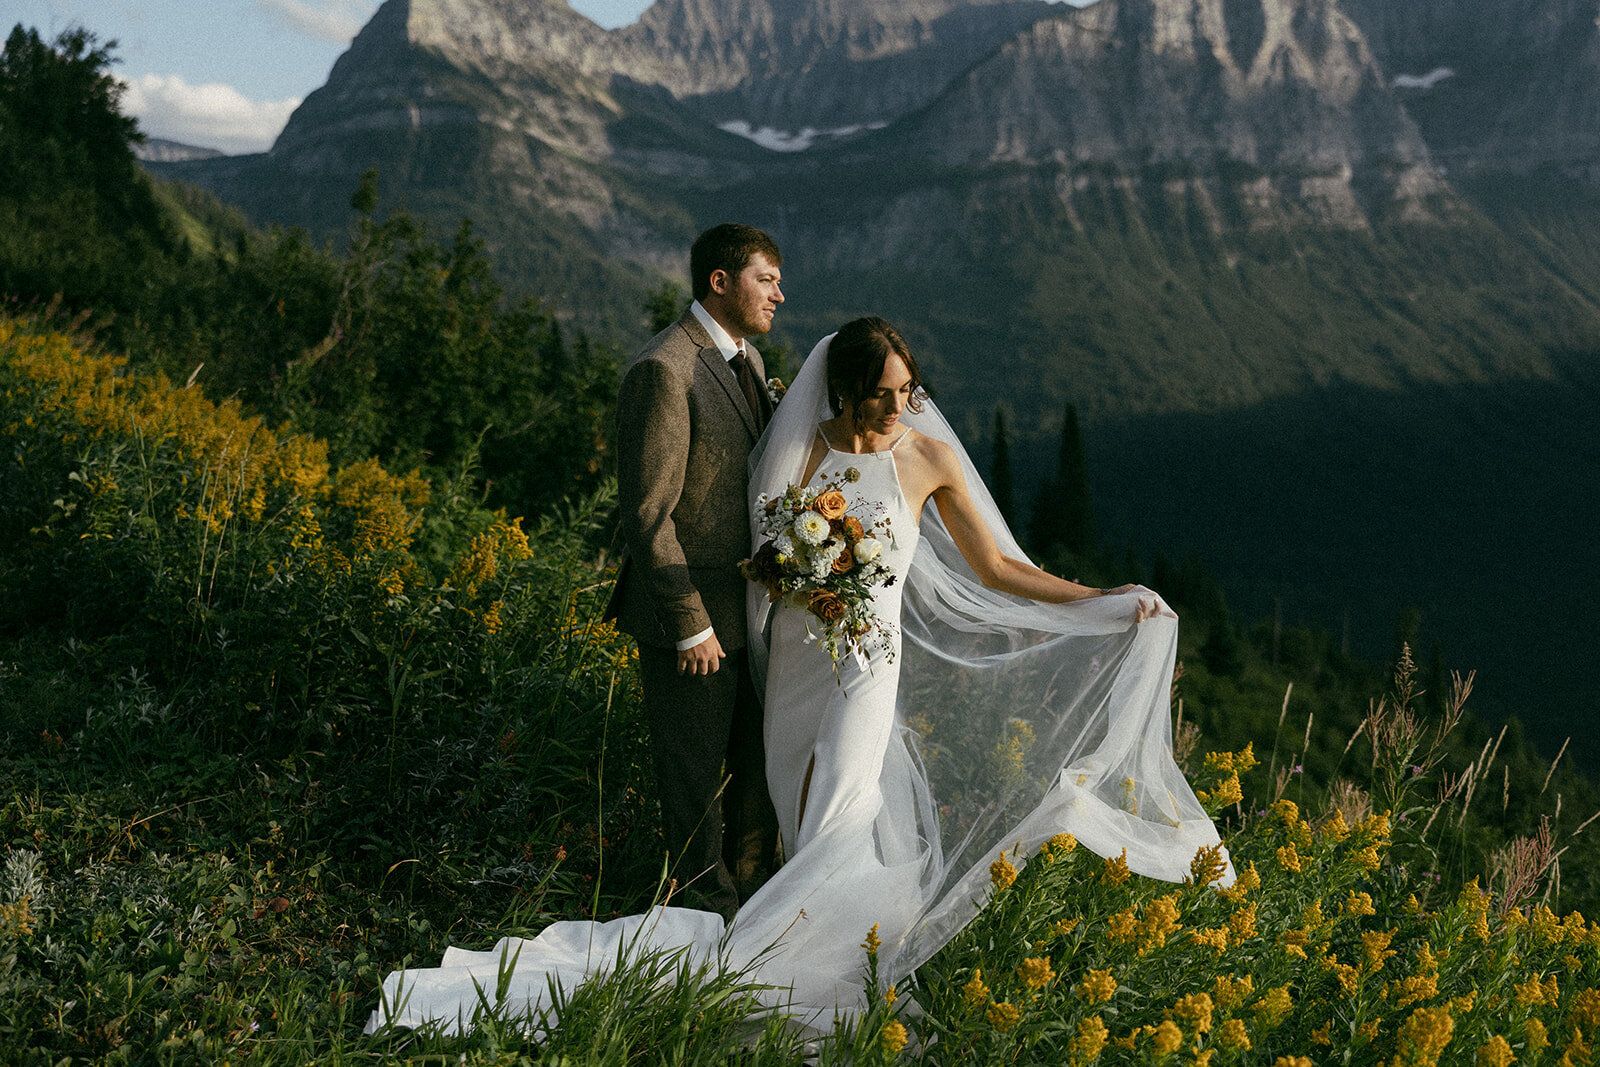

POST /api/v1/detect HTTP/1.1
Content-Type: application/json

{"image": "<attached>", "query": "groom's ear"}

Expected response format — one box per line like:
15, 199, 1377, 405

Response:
708, 268, 730, 296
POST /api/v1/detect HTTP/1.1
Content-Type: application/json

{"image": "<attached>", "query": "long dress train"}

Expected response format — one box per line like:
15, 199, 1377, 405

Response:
366, 336, 1231, 1036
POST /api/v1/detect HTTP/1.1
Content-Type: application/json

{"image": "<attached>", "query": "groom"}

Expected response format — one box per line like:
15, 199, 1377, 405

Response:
607, 223, 784, 918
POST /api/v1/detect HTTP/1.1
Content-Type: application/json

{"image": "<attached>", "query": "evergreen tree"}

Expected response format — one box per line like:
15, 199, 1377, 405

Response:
1032, 402, 1095, 557
991, 406, 1015, 528
0, 25, 171, 308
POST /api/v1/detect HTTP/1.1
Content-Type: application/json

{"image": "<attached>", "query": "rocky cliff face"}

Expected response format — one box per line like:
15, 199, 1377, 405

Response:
1341, 0, 1600, 181
887, 0, 1448, 226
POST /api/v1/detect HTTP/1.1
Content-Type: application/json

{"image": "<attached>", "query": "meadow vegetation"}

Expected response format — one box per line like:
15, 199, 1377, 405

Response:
5, 22, 1600, 1066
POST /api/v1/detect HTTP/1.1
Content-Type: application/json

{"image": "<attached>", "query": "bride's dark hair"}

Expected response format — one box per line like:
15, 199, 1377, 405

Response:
826, 316, 927, 426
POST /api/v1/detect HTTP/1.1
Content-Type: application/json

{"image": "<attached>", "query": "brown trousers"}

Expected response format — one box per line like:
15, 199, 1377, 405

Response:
637, 644, 779, 918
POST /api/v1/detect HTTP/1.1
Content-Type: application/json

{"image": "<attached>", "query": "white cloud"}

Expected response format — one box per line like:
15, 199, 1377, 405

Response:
258, 0, 378, 44
120, 73, 300, 155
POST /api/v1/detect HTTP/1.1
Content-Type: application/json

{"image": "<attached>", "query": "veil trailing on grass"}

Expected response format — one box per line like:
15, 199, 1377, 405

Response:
368, 332, 1229, 1039
747, 332, 1232, 982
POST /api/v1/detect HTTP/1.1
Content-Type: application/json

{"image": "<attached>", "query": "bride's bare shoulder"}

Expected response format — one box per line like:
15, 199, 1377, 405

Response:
902, 429, 960, 474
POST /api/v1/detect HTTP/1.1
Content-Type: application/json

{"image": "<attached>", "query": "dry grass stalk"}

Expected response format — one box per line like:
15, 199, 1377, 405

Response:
1541, 738, 1570, 795
1488, 816, 1556, 914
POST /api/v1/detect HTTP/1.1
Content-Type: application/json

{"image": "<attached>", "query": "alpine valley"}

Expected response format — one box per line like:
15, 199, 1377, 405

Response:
153, 0, 1600, 767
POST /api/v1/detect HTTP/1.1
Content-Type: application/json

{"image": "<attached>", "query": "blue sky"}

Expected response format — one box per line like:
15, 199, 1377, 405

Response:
6, 0, 654, 153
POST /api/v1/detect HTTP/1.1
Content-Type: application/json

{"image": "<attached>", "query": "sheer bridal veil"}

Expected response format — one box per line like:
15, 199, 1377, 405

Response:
747, 332, 1232, 979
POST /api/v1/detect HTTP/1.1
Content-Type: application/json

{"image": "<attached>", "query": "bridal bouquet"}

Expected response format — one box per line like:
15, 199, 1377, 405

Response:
741, 468, 897, 673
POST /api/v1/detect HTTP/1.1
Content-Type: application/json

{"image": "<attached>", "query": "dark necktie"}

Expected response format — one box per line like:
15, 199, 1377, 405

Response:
732, 349, 762, 422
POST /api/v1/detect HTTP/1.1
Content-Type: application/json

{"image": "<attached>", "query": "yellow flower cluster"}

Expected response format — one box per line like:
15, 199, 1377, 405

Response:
1190, 843, 1228, 887
990, 855, 1018, 890
1172, 991, 1214, 1035
880, 1020, 908, 1054
1101, 849, 1132, 886
1253, 985, 1293, 1028
985, 1000, 1021, 1032
0, 896, 35, 938
1216, 1017, 1251, 1050
1069, 1015, 1108, 1064
1391, 1005, 1454, 1067
1078, 968, 1117, 1004
962, 968, 989, 1008
1212, 973, 1254, 1011
1106, 892, 1183, 955
1017, 957, 1055, 990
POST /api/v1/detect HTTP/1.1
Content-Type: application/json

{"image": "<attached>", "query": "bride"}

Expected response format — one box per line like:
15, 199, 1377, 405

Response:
367, 317, 1230, 1035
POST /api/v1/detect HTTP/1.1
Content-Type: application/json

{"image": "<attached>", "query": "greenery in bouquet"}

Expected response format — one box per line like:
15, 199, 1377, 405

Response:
741, 468, 898, 674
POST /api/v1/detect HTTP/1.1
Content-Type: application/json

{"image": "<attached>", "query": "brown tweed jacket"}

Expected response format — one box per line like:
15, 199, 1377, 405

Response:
607, 312, 769, 651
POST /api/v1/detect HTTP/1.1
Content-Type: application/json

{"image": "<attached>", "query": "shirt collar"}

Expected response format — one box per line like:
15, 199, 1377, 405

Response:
689, 300, 744, 362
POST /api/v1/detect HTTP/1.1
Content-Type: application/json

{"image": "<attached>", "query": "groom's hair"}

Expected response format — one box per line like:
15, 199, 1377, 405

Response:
827, 316, 927, 423
689, 223, 782, 301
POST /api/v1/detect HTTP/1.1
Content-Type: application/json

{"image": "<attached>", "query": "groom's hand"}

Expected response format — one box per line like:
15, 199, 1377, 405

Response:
678, 632, 726, 675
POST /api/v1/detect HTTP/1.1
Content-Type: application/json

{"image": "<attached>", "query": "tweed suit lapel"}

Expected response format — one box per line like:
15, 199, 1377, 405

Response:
681, 314, 761, 439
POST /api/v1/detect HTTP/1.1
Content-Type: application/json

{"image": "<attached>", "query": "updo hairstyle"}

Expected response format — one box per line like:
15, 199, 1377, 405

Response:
826, 316, 927, 429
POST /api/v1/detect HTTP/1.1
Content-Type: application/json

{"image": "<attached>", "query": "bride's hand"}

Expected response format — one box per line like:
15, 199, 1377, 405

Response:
1134, 593, 1177, 623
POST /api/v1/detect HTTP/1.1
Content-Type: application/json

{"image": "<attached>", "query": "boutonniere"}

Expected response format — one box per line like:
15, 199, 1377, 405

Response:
766, 377, 786, 405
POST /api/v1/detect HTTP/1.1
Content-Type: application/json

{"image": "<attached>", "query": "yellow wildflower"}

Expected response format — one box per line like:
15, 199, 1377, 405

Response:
1229, 901, 1259, 942
1218, 862, 1259, 905
1281, 928, 1309, 959
986, 1001, 1021, 1032
1254, 985, 1293, 1029
1190, 926, 1228, 953
1070, 1015, 1109, 1064
1531, 905, 1563, 946
884, 984, 897, 1006
1120, 777, 1140, 815
862, 924, 881, 956
880, 1020, 908, 1054
962, 969, 989, 1008
1312, 1022, 1332, 1045
1275, 1059, 1313, 1067
1362, 929, 1398, 973
1271, 799, 1301, 827
1572, 987, 1600, 1029
0, 897, 34, 937
1515, 976, 1552, 1007
1526, 1018, 1549, 1053
1107, 907, 1139, 943
1102, 849, 1132, 886
1173, 992, 1214, 1036
1191, 1050, 1216, 1067
1048, 832, 1078, 855
1055, 916, 1081, 938
1190, 843, 1228, 887
1212, 973, 1253, 1010
1216, 1018, 1251, 1051
1346, 891, 1376, 917
1476, 1036, 1514, 1067
1078, 968, 1117, 1004
1392, 1006, 1454, 1067
1139, 893, 1183, 954
1321, 809, 1351, 842
1151, 1020, 1184, 1056
1017, 957, 1055, 991
1302, 899, 1326, 929
990, 855, 1017, 890
1352, 844, 1382, 871
1201, 773, 1243, 809
480, 599, 503, 633
1276, 843, 1303, 872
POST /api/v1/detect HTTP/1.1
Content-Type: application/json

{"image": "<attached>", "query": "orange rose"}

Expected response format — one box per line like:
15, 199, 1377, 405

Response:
843, 515, 865, 540
808, 590, 847, 623
813, 489, 848, 521
831, 545, 855, 574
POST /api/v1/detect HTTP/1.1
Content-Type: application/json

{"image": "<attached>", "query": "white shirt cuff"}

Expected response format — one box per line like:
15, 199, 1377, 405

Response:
676, 626, 715, 652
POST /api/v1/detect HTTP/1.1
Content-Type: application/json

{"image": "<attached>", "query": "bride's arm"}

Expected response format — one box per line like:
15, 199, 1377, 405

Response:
920, 438, 1115, 604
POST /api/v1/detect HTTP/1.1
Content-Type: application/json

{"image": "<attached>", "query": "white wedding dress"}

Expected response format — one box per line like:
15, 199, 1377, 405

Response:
367, 335, 1231, 1037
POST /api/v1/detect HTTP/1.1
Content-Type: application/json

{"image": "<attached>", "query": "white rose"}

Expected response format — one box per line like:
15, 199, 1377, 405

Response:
853, 536, 883, 565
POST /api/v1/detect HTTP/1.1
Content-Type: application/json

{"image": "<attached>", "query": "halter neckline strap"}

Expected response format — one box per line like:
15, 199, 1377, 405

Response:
819, 425, 912, 456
